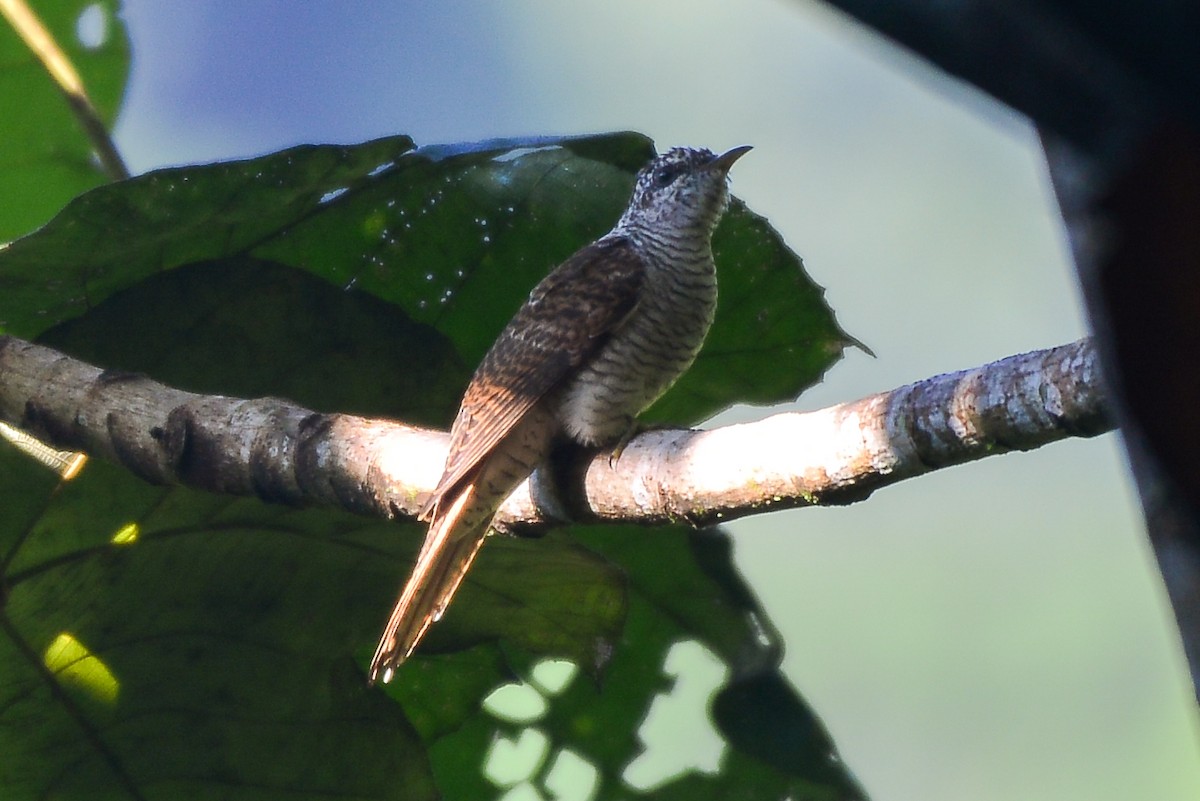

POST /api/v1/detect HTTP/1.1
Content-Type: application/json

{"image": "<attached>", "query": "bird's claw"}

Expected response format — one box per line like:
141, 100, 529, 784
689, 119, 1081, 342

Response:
608, 418, 641, 468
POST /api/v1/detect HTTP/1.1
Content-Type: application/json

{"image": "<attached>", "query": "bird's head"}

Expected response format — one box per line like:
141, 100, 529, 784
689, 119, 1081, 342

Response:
617, 145, 752, 236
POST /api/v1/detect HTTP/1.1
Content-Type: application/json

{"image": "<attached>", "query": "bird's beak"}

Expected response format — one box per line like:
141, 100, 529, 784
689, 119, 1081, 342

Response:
708, 145, 753, 173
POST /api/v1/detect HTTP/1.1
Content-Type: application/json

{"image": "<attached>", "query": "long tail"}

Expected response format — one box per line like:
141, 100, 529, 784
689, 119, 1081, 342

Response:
369, 483, 491, 684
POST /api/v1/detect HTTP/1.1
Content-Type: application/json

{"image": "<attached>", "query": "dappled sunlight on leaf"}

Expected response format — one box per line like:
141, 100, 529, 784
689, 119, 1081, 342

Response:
108, 521, 138, 545
42, 631, 119, 705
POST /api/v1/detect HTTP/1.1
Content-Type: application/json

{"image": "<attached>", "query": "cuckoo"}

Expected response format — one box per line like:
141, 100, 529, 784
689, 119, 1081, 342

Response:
370, 145, 751, 683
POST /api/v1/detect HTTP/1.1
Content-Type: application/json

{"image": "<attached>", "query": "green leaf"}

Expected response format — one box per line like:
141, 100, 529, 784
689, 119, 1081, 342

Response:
0, 266, 628, 799
521, 525, 865, 800
0, 0, 129, 242
0, 453, 440, 801
382, 532, 868, 801
0, 132, 858, 421
652, 199, 855, 422
0, 133, 866, 799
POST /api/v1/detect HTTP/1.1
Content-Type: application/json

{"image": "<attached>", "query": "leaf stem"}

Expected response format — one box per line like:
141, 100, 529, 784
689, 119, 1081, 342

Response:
0, 0, 130, 180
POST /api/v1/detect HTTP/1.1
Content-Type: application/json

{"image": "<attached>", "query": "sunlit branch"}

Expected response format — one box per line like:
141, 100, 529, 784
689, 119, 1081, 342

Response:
0, 335, 1113, 529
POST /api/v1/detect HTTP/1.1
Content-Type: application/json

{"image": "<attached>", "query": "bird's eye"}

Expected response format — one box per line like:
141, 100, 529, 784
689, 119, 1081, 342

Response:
654, 165, 680, 187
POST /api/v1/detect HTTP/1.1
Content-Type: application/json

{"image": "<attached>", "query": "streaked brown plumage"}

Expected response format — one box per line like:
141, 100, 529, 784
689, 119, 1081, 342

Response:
369, 145, 751, 683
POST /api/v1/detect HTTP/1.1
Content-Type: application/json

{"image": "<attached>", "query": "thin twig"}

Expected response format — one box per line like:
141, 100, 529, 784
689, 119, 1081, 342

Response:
0, 0, 123, 478
0, 422, 86, 478
0, 0, 129, 180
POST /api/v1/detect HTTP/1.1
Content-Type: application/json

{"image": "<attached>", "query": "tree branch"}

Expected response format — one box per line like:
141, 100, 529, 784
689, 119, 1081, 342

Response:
0, 335, 1113, 528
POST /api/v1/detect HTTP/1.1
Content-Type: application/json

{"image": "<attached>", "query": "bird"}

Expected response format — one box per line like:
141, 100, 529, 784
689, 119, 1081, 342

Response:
369, 144, 752, 684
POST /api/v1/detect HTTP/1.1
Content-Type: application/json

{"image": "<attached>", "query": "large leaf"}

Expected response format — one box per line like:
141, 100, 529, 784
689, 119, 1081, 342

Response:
0, 133, 865, 799
0, 132, 856, 422
0, 267, 629, 799
0, 0, 129, 242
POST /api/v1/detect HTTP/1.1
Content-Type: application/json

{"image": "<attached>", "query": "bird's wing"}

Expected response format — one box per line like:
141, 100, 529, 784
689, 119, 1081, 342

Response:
422, 235, 646, 516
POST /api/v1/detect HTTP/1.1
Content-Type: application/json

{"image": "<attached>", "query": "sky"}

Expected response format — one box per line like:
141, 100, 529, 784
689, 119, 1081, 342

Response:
107, 1, 1200, 799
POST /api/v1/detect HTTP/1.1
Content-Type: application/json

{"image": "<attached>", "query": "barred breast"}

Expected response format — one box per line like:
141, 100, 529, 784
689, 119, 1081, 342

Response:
556, 239, 717, 446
